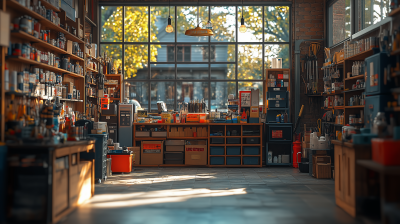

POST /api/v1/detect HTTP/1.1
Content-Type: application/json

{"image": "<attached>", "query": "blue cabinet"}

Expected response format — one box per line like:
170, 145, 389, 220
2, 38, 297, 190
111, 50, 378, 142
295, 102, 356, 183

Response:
81, 134, 108, 180
365, 53, 394, 95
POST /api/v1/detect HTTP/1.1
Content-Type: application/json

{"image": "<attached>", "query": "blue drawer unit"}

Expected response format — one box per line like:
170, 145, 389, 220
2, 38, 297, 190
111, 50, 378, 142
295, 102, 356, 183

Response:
365, 52, 394, 95
243, 157, 259, 165
226, 138, 240, 144
210, 146, 225, 155
364, 94, 392, 128
226, 146, 241, 155
226, 157, 241, 165
81, 134, 108, 180
243, 146, 259, 155
210, 157, 225, 165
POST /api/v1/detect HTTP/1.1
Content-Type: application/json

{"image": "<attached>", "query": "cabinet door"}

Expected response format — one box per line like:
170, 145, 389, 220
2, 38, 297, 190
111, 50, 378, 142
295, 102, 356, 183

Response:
343, 146, 356, 207
334, 144, 344, 200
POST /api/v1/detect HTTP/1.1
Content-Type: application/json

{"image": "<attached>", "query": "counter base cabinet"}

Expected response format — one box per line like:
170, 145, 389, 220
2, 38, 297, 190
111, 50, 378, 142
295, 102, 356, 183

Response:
333, 140, 371, 217
6, 141, 95, 224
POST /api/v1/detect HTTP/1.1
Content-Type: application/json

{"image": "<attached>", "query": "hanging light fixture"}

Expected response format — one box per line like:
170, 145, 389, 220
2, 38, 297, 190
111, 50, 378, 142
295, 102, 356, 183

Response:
165, 0, 174, 33
239, 0, 247, 33
185, 0, 213, 36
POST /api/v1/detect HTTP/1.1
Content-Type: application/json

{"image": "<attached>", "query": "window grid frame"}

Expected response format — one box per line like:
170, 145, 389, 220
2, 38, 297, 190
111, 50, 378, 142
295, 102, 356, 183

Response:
99, 4, 292, 112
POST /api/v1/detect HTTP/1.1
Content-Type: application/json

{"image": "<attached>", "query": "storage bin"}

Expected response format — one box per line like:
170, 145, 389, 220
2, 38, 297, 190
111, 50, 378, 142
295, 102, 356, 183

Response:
135, 131, 150, 137
372, 139, 400, 166
165, 140, 185, 145
226, 138, 240, 144
106, 154, 132, 173
243, 146, 260, 155
244, 138, 260, 144
211, 138, 224, 144
226, 157, 241, 165
210, 157, 225, 165
243, 157, 259, 165
226, 147, 241, 155
151, 131, 167, 137
210, 146, 225, 155
164, 152, 184, 160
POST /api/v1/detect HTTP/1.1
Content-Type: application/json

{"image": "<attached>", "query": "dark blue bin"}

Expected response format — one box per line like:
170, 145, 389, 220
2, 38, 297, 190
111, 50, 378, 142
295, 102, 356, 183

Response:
210, 157, 225, 165
210, 146, 225, 155
243, 146, 260, 155
226, 146, 241, 155
243, 157, 259, 165
226, 157, 241, 165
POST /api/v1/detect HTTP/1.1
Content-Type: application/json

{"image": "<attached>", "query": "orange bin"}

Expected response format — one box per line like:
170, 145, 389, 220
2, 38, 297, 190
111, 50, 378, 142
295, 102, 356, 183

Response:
371, 139, 400, 166
107, 154, 133, 173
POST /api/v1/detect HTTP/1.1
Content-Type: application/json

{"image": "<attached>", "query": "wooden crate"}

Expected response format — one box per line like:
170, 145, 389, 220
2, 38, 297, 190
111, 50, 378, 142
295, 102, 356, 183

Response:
312, 155, 331, 177
316, 163, 332, 179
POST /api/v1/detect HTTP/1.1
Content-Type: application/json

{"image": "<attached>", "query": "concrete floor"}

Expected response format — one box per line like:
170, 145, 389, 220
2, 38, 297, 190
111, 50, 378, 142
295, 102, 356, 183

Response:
61, 167, 363, 224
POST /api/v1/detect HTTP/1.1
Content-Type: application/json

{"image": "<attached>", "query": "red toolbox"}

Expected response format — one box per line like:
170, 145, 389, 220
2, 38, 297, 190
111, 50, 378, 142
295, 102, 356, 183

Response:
371, 139, 400, 166
107, 154, 133, 173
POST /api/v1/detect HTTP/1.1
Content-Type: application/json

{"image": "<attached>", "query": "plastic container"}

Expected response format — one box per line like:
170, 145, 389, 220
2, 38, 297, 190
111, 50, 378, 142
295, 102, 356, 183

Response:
226, 157, 241, 165
372, 139, 400, 166
210, 147, 225, 155
243, 157, 259, 165
106, 154, 132, 173
226, 146, 240, 155
210, 157, 224, 165
243, 146, 259, 155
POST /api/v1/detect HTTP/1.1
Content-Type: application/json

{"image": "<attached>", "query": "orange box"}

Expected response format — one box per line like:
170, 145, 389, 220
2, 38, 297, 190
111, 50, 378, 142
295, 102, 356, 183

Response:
101, 98, 109, 104
186, 114, 200, 123
372, 139, 400, 166
101, 103, 109, 110
106, 154, 132, 173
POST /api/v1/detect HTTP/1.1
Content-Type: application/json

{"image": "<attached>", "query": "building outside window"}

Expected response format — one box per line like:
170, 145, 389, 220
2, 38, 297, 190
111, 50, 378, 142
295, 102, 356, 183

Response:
100, 5, 291, 112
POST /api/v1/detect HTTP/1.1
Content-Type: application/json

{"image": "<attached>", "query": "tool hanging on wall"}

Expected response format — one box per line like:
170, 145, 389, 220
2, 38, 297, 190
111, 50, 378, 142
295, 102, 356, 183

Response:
309, 42, 321, 94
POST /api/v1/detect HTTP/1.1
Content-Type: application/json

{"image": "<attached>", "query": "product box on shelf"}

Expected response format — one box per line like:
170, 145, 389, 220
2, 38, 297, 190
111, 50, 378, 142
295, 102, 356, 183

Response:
141, 141, 163, 165
185, 140, 207, 165
312, 155, 331, 178
127, 147, 141, 165
372, 139, 400, 166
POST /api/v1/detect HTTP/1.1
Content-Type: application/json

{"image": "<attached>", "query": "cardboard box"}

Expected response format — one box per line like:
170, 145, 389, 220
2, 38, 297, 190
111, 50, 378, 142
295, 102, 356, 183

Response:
250, 106, 259, 118
302, 141, 310, 149
62, 82, 74, 94
185, 140, 207, 165
141, 141, 163, 165
128, 147, 141, 165
166, 146, 185, 152
0, 11, 10, 47
66, 40, 73, 54
186, 114, 200, 123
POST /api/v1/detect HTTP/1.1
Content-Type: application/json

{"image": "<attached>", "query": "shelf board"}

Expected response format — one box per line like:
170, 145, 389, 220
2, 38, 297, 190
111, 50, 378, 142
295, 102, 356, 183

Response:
345, 105, 364, 109
266, 163, 291, 166
166, 137, 208, 140
242, 144, 261, 146
7, 0, 84, 44
323, 91, 344, 96
385, 107, 400, 112
5, 91, 41, 98
60, 98, 83, 102
85, 16, 97, 27
88, 83, 97, 86
357, 160, 400, 175
110, 97, 120, 101
267, 108, 289, 111
389, 7, 400, 17
343, 88, 365, 93
345, 49, 373, 61
345, 74, 365, 81
11, 31, 84, 61
133, 123, 208, 126
134, 137, 166, 141
209, 123, 262, 126
40, 0, 60, 12
306, 94, 323, 97
87, 67, 98, 74
6, 56, 84, 78
208, 165, 261, 167
104, 83, 118, 86
87, 96, 97, 98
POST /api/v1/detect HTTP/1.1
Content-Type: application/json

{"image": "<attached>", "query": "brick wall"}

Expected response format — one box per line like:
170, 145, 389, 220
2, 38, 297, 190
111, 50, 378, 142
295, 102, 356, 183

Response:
293, 0, 325, 133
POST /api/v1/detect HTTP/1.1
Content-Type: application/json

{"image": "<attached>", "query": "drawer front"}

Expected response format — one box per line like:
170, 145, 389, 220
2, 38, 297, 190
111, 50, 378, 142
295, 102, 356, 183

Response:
226, 138, 240, 144
226, 157, 241, 165
210, 147, 225, 155
164, 152, 184, 160
244, 138, 260, 144
211, 138, 225, 144
243, 157, 260, 165
226, 147, 240, 155
210, 157, 224, 165
243, 146, 260, 155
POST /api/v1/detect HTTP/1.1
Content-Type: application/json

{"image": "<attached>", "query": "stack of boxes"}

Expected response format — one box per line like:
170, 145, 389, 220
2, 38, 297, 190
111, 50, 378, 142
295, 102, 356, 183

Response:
141, 141, 163, 165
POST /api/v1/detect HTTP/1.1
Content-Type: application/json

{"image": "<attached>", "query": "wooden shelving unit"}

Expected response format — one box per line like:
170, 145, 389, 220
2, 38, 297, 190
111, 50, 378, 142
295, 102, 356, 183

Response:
131, 123, 263, 167
104, 74, 123, 102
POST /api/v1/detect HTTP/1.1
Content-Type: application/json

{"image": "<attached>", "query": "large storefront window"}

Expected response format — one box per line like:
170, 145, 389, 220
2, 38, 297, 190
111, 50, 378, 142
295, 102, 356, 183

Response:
100, 5, 291, 112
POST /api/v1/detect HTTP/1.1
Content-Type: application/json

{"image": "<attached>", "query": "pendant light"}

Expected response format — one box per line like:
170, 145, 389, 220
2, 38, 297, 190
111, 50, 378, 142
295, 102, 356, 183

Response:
239, 0, 247, 33
185, 0, 213, 36
165, 0, 173, 33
